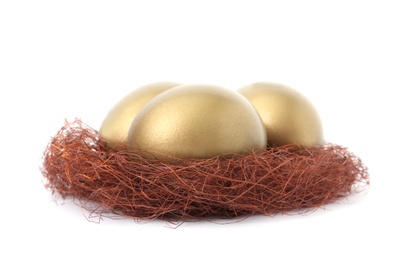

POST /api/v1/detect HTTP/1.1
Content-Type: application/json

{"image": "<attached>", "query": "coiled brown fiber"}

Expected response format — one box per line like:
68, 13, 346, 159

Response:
42, 119, 369, 221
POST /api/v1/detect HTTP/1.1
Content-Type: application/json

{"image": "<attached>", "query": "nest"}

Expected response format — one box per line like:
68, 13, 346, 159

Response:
41, 119, 369, 222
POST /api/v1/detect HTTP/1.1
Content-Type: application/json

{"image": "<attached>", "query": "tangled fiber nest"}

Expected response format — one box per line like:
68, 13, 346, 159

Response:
41, 119, 369, 222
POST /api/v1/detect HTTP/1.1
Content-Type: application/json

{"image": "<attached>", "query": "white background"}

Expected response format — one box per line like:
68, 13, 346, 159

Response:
1, 0, 404, 259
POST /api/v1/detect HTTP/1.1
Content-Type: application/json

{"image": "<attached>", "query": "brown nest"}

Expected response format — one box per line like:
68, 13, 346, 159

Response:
41, 119, 369, 222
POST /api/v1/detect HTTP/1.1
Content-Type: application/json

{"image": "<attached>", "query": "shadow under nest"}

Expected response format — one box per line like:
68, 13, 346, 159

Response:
41, 119, 369, 222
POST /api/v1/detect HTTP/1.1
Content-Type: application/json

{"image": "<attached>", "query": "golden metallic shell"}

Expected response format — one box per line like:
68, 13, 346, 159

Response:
238, 82, 324, 146
99, 81, 181, 147
128, 84, 267, 160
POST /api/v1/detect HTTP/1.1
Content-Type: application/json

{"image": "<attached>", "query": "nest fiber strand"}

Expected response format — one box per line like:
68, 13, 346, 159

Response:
42, 119, 369, 221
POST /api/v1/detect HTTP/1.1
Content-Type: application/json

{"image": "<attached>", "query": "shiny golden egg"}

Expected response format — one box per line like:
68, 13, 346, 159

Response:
99, 81, 181, 148
238, 82, 324, 146
128, 84, 267, 160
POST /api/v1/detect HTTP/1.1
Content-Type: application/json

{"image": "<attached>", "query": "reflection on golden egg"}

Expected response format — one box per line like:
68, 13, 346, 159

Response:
99, 81, 181, 147
238, 82, 324, 146
128, 84, 267, 160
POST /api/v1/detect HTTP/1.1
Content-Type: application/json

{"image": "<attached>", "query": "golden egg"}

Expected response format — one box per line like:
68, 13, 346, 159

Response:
128, 84, 267, 160
99, 81, 182, 148
238, 82, 324, 146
